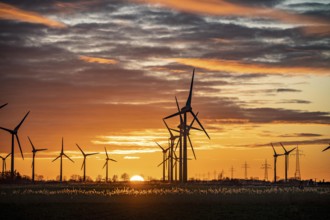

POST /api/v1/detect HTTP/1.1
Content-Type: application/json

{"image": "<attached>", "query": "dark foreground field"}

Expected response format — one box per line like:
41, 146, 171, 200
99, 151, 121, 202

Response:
1, 182, 329, 219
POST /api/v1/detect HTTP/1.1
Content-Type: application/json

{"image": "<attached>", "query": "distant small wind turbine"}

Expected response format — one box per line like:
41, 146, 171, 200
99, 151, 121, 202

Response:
0, 111, 30, 178
0, 153, 11, 175
323, 144, 330, 152
156, 142, 169, 181
76, 144, 98, 181
28, 136, 47, 182
280, 143, 296, 182
103, 147, 117, 182
52, 137, 74, 182
271, 143, 283, 183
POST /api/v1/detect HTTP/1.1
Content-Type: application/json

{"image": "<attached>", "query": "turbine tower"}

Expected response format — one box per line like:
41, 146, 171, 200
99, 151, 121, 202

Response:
0, 111, 30, 178
52, 138, 74, 182
28, 137, 47, 182
156, 142, 169, 181
0, 153, 11, 175
280, 143, 296, 182
76, 144, 98, 182
271, 143, 283, 183
261, 159, 271, 181
103, 147, 117, 182
164, 69, 210, 182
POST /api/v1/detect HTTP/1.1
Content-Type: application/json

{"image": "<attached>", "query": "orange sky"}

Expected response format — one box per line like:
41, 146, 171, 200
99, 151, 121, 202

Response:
0, 0, 329, 181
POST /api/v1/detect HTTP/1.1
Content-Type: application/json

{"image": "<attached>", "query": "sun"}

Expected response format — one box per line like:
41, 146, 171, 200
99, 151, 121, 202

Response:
130, 175, 144, 182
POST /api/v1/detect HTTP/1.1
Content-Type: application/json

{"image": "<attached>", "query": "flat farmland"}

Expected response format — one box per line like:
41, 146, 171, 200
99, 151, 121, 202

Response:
0, 182, 329, 219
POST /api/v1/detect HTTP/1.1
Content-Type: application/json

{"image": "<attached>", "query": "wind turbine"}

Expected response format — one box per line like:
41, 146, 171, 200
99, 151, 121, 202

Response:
322, 144, 330, 152
103, 147, 117, 182
0, 153, 11, 175
76, 144, 98, 182
0, 103, 8, 109
164, 69, 210, 182
156, 142, 169, 181
28, 137, 47, 182
163, 119, 180, 182
271, 143, 283, 183
0, 111, 29, 178
52, 138, 74, 182
280, 143, 296, 182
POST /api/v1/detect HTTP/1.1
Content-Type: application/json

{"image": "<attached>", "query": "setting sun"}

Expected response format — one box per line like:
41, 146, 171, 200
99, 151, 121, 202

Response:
130, 175, 145, 182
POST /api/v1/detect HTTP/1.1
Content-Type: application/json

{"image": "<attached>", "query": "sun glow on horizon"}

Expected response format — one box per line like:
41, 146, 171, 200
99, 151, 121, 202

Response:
130, 175, 145, 182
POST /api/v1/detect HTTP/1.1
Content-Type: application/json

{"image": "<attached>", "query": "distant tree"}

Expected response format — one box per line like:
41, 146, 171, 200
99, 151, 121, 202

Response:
96, 174, 102, 182
70, 174, 81, 182
112, 175, 118, 182
121, 173, 129, 181
36, 174, 44, 181
85, 176, 93, 182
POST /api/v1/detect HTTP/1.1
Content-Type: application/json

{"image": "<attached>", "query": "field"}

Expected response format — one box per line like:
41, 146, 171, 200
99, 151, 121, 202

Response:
1, 182, 330, 219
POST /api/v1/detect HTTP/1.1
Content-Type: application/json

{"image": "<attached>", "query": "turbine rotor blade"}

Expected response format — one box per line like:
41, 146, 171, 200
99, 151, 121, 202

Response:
185, 68, 195, 108
188, 135, 197, 160
103, 161, 107, 169
175, 96, 184, 123
27, 136, 36, 151
76, 144, 85, 156
163, 119, 173, 137
36, 148, 47, 152
322, 146, 330, 152
15, 111, 30, 131
156, 142, 165, 152
52, 155, 61, 162
61, 137, 64, 153
15, 135, 24, 160
109, 158, 117, 162
104, 147, 109, 158
0, 103, 8, 109
0, 127, 13, 133
190, 110, 210, 139
163, 111, 181, 120
280, 142, 288, 153
157, 157, 169, 167
64, 154, 74, 162
81, 160, 85, 170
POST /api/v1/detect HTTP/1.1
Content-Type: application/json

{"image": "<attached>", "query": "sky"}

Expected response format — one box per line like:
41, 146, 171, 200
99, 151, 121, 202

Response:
0, 0, 329, 181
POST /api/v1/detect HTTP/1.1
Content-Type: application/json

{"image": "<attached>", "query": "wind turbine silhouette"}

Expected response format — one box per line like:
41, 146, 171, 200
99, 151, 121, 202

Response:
271, 143, 283, 183
163, 119, 180, 182
28, 137, 47, 182
0, 153, 11, 175
0, 111, 30, 178
156, 142, 169, 181
103, 147, 117, 182
52, 138, 74, 182
76, 144, 98, 182
0, 103, 8, 109
322, 144, 330, 152
164, 69, 210, 182
280, 143, 296, 182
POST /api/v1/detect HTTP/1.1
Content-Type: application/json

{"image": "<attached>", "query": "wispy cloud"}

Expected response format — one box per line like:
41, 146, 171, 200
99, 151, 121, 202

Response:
169, 58, 330, 75
0, 2, 66, 28
79, 55, 118, 64
136, 0, 330, 35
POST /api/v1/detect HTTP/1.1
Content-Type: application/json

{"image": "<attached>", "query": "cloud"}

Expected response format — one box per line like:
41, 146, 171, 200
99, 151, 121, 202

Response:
123, 156, 141, 159
0, 2, 66, 28
79, 55, 118, 65
169, 58, 330, 75
279, 133, 322, 138
277, 88, 302, 93
136, 0, 330, 35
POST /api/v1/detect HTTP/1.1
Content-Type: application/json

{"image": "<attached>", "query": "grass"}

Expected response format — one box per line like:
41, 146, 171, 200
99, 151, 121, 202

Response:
0, 182, 329, 219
